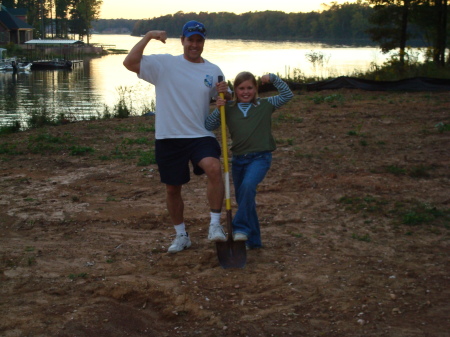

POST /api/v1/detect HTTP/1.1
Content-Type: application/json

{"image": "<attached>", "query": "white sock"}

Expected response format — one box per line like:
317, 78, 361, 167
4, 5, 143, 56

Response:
210, 212, 221, 226
174, 223, 186, 235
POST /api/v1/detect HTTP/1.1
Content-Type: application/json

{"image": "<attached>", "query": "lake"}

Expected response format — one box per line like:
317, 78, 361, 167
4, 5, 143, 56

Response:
0, 34, 398, 125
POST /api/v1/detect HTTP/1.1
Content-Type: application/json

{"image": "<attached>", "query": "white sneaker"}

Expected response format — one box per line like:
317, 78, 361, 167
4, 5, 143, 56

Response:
167, 233, 191, 253
208, 224, 227, 242
233, 232, 248, 241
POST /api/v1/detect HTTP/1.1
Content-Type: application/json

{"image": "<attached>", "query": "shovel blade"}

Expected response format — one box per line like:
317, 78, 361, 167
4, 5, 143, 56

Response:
216, 240, 247, 269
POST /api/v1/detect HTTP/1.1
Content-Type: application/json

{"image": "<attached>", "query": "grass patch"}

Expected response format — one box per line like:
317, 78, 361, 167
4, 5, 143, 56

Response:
68, 273, 88, 280
309, 93, 345, 106
339, 195, 388, 213
122, 137, 151, 145
114, 125, 132, 132
386, 165, 407, 175
291, 232, 304, 238
294, 151, 314, 159
385, 164, 432, 178
274, 112, 303, 123
1, 118, 156, 167
399, 204, 449, 227
275, 138, 294, 145
136, 123, 155, 133
0, 121, 21, 135
351, 233, 371, 242
0, 142, 22, 155
137, 150, 156, 166
31, 133, 68, 143
347, 124, 365, 137
435, 122, 450, 133
26, 132, 76, 154
340, 195, 449, 230
69, 146, 95, 156
409, 165, 431, 178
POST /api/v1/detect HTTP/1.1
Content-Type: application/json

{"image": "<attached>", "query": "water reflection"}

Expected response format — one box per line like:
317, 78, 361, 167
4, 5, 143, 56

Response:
0, 35, 401, 125
1, 67, 102, 123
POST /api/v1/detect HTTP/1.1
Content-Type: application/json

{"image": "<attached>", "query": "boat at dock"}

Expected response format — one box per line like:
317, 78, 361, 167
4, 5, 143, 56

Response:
0, 58, 32, 72
0, 58, 17, 71
31, 59, 73, 70
0, 61, 32, 72
0, 48, 31, 72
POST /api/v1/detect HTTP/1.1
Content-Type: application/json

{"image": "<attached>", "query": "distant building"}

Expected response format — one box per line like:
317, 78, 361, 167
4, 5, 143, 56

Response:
0, 4, 34, 45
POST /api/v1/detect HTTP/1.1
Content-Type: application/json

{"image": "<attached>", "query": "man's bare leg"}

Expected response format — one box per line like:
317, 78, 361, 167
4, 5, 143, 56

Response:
198, 157, 224, 212
198, 157, 226, 242
166, 184, 184, 225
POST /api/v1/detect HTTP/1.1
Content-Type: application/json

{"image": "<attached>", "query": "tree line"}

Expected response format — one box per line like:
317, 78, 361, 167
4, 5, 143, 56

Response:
91, 19, 136, 33
130, 4, 374, 41
4, 0, 448, 67
3, 0, 102, 44
128, 1, 448, 67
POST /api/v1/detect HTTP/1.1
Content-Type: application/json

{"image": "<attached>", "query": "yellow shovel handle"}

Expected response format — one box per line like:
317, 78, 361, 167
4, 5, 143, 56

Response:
219, 89, 231, 211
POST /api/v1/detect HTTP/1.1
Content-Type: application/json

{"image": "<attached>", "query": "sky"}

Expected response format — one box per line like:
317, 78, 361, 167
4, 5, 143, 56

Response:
100, 0, 353, 20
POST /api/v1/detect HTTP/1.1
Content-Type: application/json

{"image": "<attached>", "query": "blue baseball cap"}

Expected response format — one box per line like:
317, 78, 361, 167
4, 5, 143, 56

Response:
182, 20, 206, 38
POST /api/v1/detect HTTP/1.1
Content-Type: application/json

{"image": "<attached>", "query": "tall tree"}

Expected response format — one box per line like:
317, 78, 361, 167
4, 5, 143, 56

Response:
17, 0, 43, 38
412, 0, 448, 66
55, 0, 71, 38
69, 0, 102, 43
367, 0, 416, 66
435, 0, 448, 66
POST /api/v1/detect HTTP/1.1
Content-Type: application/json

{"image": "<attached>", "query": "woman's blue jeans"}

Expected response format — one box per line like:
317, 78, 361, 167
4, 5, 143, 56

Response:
231, 151, 272, 248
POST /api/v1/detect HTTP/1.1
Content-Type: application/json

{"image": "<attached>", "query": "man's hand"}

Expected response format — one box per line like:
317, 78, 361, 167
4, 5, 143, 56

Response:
123, 30, 168, 74
147, 30, 167, 44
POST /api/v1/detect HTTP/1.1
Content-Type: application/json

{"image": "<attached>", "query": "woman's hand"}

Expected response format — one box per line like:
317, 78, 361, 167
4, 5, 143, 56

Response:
261, 74, 270, 84
216, 80, 228, 94
215, 97, 226, 107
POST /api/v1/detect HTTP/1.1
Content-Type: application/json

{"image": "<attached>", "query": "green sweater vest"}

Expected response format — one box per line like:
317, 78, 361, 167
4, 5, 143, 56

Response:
226, 99, 276, 156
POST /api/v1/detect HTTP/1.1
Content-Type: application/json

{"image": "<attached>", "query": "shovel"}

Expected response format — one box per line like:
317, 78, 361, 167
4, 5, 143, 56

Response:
216, 76, 246, 269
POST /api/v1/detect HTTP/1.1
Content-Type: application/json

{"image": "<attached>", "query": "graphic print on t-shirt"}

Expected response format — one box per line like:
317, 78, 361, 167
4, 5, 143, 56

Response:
204, 74, 213, 88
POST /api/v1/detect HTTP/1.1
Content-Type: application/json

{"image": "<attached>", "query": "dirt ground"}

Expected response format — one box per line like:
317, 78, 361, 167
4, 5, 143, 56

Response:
1, 88, 449, 337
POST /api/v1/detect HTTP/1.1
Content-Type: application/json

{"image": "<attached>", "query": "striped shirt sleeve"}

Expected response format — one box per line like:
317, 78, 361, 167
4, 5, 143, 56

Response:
267, 73, 294, 109
205, 73, 294, 131
205, 107, 221, 131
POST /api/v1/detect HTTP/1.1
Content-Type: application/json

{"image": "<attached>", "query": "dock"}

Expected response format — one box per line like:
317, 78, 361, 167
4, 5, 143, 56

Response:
30, 59, 83, 70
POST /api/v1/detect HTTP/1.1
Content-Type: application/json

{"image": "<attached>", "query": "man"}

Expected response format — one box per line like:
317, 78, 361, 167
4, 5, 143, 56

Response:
123, 20, 229, 253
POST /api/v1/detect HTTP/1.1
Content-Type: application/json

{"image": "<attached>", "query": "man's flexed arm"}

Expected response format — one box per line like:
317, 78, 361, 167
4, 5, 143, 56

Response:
123, 31, 167, 74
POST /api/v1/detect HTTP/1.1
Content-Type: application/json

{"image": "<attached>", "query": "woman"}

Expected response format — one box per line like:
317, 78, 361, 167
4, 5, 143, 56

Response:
205, 72, 293, 249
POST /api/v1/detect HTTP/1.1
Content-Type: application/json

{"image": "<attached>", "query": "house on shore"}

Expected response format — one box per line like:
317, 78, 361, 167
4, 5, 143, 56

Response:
0, 4, 33, 45
1, 4, 104, 59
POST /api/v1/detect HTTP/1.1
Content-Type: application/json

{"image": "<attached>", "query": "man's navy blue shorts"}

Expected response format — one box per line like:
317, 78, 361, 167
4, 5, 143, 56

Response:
155, 137, 221, 186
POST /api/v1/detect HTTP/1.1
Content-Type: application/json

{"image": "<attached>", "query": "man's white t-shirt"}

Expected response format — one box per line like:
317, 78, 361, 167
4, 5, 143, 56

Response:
139, 54, 224, 140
